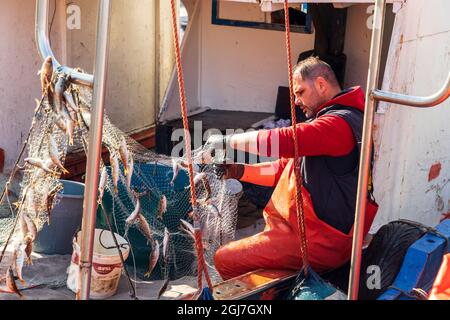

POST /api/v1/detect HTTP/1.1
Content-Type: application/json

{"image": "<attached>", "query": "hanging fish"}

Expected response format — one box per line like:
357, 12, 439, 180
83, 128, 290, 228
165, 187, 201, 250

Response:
110, 151, 120, 194
158, 195, 167, 220
24, 157, 57, 175
180, 219, 196, 241
170, 159, 181, 186
24, 236, 33, 266
136, 213, 154, 245
37, 56, 53, 95
79, 106, 91, 128
206, 203, 221, 218
63, 91, 79, 113
55, 114, 68, 133
23, 213, 37, 241
64, 110, 75, 146
26, 186, 39, 218
54, 74, 68, 114
118, 136, 129, 177
157, 278, 170, 300
125, 196, 141, 228
46, 184, 62, 225
12, 244, 26, 285
126, 156, 134, 191
144, 240, 160, 279
162, 227, 170, 262
98, 166, 108, 203
19, 213, 29, 241
193, 172, 206, 186
48, 135, 69, 174
6, 267, 23, 298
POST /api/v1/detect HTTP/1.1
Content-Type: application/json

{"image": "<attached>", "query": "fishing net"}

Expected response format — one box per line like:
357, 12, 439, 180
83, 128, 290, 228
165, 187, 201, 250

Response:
0, 68, 243, 297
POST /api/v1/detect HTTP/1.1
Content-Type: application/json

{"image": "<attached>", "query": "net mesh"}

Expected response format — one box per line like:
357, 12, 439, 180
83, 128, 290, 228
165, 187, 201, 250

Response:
0, 69, 243, 297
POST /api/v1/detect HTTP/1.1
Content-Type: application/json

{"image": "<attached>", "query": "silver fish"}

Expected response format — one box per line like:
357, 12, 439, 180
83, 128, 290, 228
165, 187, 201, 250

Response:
158, 195, 167, 220
180, 219, 196, 241
12, 244, 26, 285
144, 240, 160, 279
126, 156, 134, 191
54, 74, 68, 113
136, 214, 154, 245
37, 56, 53, 95
170, 159, 180, 186
110, 151, 120, 194
55, 114, 68, 133
63, 91, 79, 113
118, 137, 129, 177
163, 227, 170, 261
23, 213, 37, 241
98, 166, 108, 203
6, 267, 23, 298
125, 196, 141, 227
48, 135, 69, 174
24, 157, 57, 175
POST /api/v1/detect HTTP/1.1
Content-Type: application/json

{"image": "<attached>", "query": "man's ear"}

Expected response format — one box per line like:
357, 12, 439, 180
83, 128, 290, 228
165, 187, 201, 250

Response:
315, 77, 328, 95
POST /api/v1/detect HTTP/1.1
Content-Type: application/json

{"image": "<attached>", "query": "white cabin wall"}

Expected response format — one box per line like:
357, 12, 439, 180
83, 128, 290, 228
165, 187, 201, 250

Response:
200, 0, 315, 113
343, 3, 372, 91
0, 0, 65, 171
371, 0, 450, 231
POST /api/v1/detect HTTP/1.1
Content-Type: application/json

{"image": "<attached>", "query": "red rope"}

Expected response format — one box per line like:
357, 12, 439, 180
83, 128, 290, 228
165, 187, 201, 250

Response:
169, 0, 213, 293
283, 0, 309, 274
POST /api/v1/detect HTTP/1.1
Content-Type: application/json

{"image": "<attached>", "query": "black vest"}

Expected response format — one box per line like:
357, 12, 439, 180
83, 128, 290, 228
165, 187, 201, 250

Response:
301, 104, 363, 234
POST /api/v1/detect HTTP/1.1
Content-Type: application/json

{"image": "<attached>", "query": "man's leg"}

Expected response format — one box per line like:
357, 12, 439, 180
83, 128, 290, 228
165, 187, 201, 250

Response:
214, 227, 303, 280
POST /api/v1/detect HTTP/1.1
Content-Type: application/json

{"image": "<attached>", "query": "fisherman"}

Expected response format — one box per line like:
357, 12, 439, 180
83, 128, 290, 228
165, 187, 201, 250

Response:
204, 57, 379, 280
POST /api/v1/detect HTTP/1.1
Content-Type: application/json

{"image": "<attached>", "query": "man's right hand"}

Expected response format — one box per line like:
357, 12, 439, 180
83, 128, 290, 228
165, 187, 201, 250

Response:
213, 163, 245, 180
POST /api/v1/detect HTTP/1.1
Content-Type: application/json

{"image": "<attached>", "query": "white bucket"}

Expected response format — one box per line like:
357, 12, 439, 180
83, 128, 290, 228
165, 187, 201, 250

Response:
66, 229, 130, 300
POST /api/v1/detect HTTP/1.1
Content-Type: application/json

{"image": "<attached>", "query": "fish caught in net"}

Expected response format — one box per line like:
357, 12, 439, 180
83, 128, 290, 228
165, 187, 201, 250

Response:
0, 58, 243, 298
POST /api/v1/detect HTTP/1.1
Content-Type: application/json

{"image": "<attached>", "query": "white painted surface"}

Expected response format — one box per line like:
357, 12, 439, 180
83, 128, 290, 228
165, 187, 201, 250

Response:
371, 0, 450, 231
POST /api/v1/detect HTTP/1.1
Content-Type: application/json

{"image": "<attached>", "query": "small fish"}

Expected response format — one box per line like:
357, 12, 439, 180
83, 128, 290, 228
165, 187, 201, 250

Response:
54, 74, 68, 113
110, 151, 120, 194
19, 213, 29, 240
12, 244, 26, 285
46, 184, 62, 225
23, 213, 37, 241
170, 159, 180, 186
98, 166, 108, 203
157, 278, 170, 300
136, 214, 154, 245
26, 186, 39, 218
180, 219, 196, 241
144, 240, 160, 279
126, 156, 134, 191
63, 91, 79, 113
64, 110, 75, 146
37, 56, 53, 95
24, 236, 33, 265
118, 137, 129, 177
79, 106, 91, 128
125, 196, 141, 227
6, 267, 23, 298
162, 227, 170, 261
55, 114, 68, 133
48, 135, 69, 174
193, 172, 206, 187
158, 195, 167, 220
24, 157, 57, 175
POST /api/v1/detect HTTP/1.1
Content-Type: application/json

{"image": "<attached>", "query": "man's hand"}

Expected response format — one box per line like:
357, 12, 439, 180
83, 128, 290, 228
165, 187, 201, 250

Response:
213, 163, 244, 180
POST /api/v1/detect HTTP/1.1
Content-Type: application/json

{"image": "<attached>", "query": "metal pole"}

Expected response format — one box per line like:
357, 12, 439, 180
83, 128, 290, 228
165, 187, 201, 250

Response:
36, 0, 94, 86
78, 0, 111, 301
372, 71, 450, 107
348, 0, 386, 300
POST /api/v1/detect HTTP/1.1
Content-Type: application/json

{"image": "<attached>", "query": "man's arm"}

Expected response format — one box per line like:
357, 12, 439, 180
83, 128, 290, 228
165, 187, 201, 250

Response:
227, 115, 355, 158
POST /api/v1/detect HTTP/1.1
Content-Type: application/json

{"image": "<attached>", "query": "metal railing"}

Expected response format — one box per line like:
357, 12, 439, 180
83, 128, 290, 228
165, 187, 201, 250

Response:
36, 0, 94, 86
348, 0, 450, 300
35, 0, 111, 300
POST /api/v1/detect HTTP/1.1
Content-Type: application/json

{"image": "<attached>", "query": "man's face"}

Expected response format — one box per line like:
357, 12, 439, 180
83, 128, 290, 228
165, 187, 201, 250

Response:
293, 75, 325, 118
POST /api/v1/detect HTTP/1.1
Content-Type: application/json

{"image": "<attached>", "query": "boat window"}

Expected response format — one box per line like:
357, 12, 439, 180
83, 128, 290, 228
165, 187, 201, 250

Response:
212, 0, 312, 34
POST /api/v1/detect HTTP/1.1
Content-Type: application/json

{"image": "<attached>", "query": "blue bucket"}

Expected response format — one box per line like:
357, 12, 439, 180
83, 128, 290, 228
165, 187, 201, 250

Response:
34, 180, 85, 255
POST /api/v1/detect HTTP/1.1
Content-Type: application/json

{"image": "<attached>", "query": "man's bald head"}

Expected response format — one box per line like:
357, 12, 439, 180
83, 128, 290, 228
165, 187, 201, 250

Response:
292, 57, 342, 118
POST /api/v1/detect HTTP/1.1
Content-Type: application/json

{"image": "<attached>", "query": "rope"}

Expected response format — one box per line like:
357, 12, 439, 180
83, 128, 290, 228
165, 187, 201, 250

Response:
169, 0, 213, 294
283, 0, 309, 274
